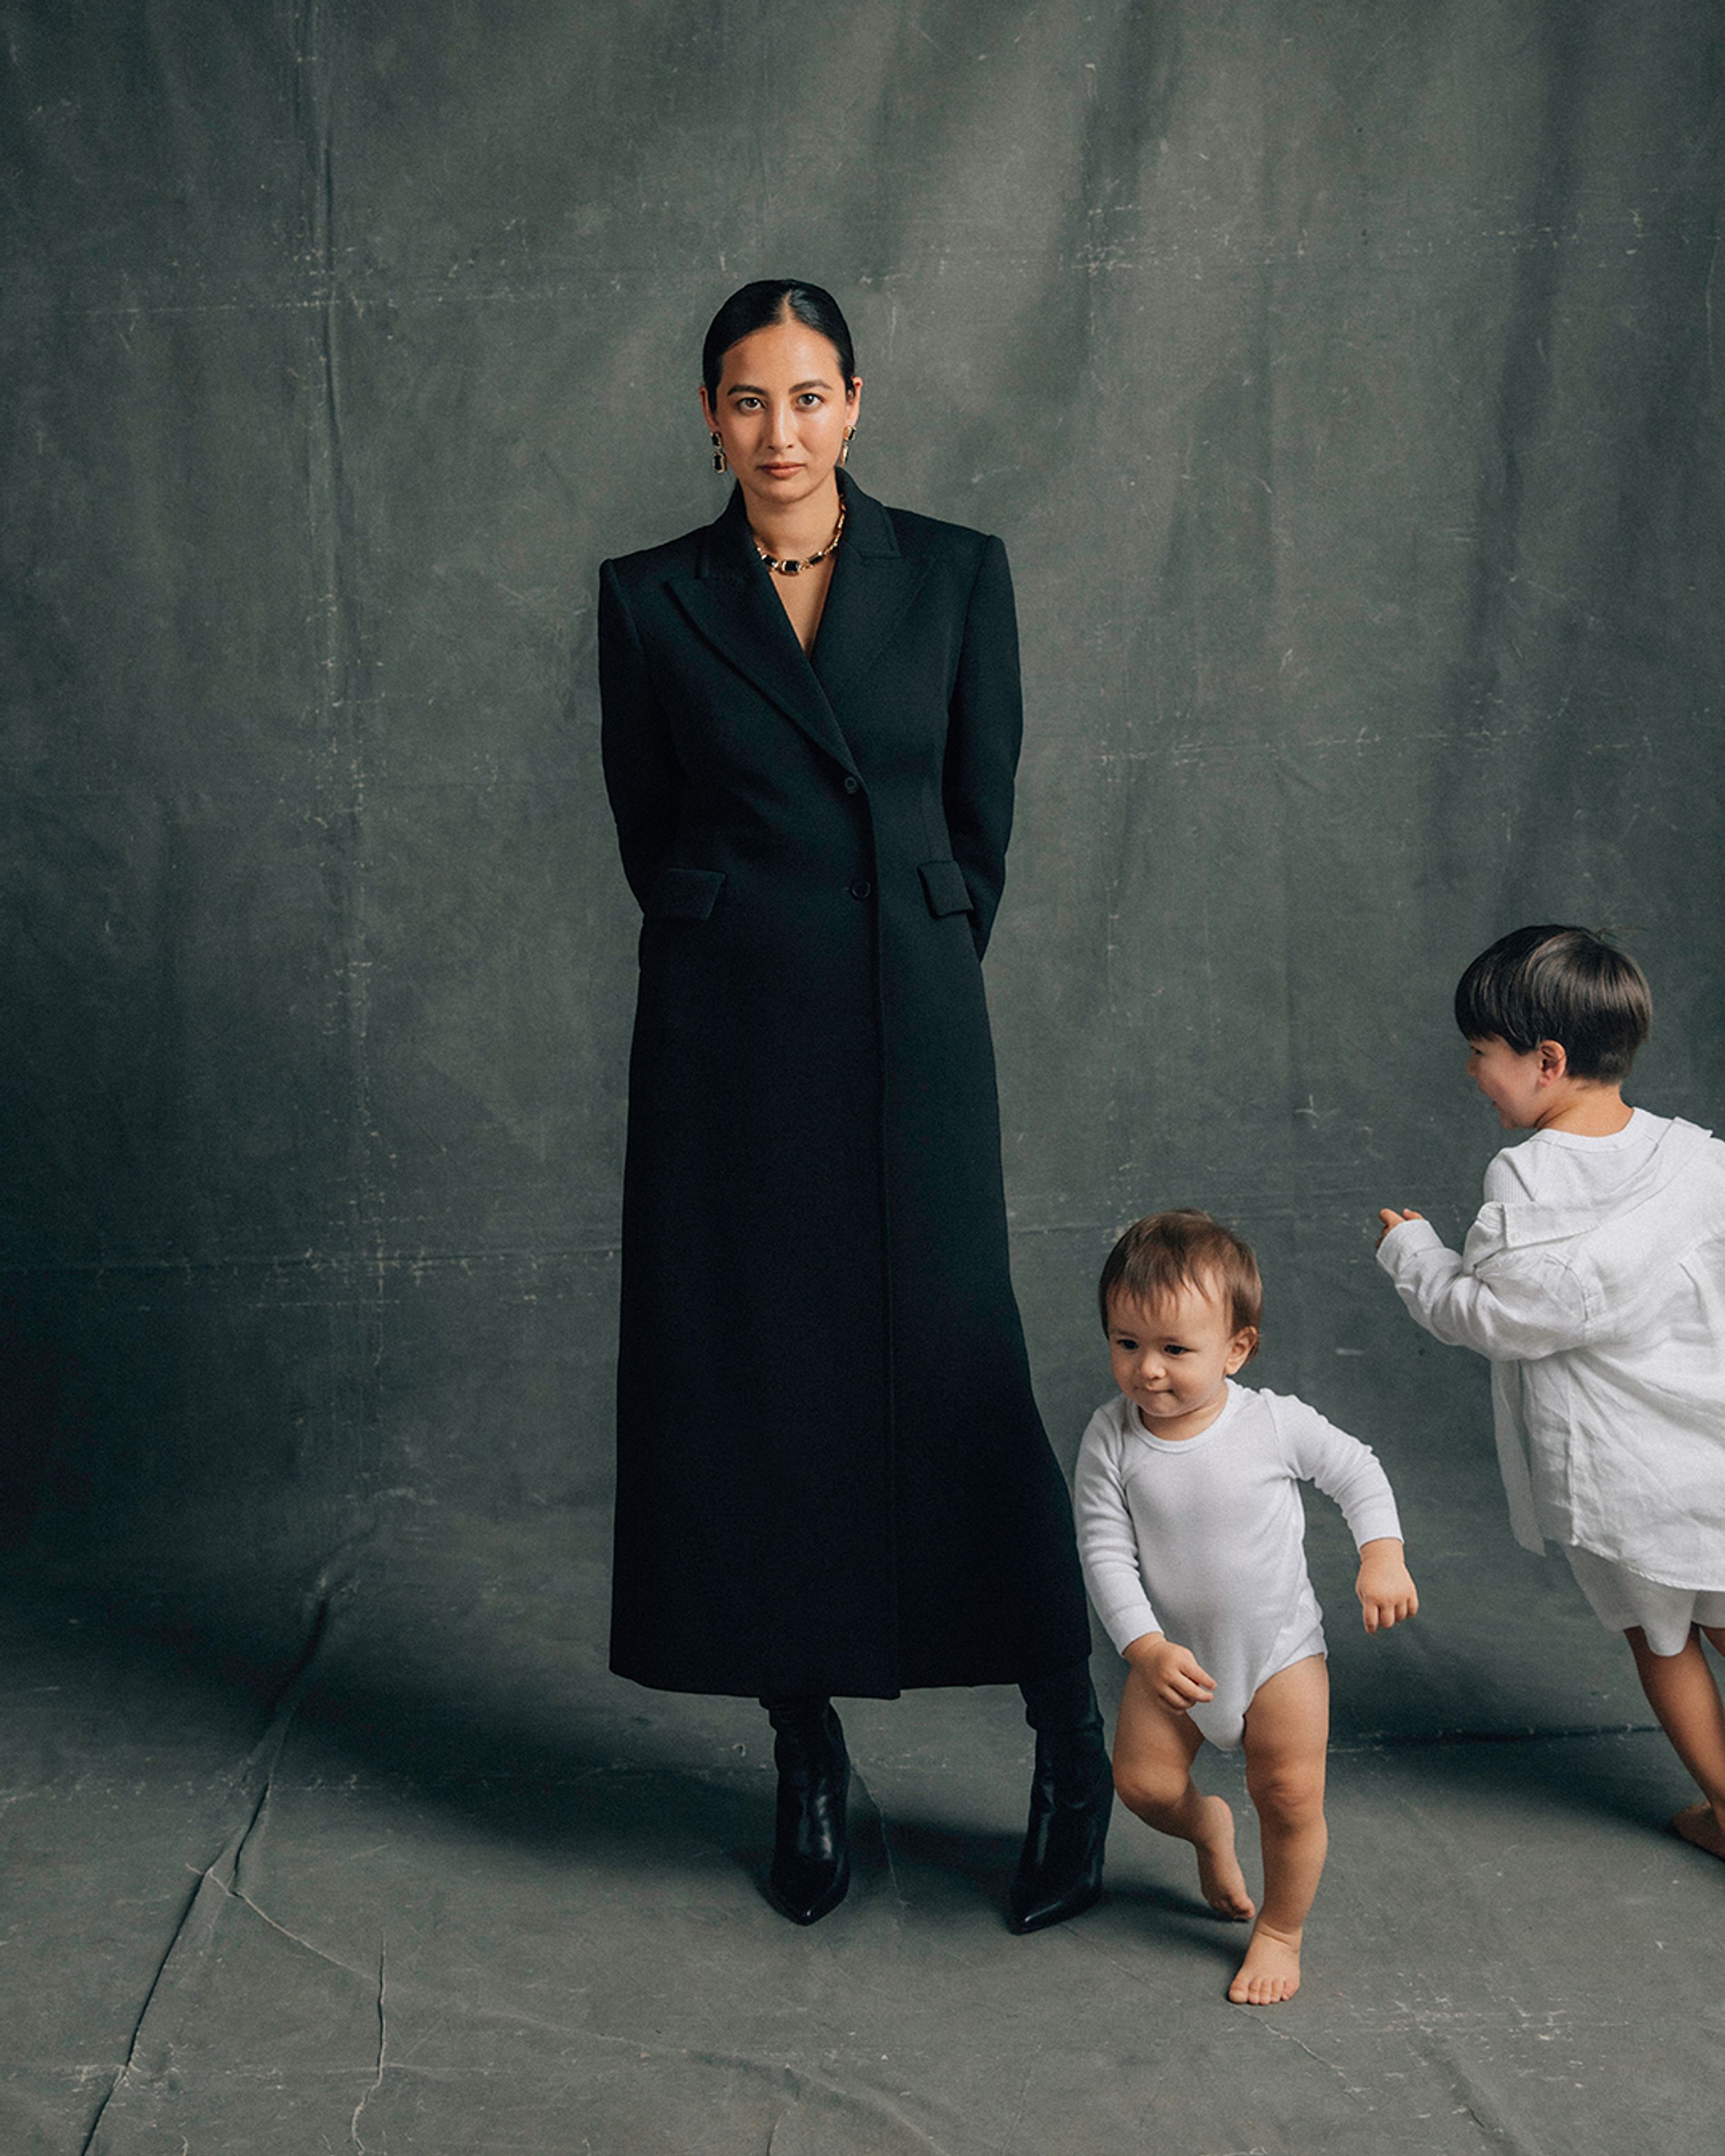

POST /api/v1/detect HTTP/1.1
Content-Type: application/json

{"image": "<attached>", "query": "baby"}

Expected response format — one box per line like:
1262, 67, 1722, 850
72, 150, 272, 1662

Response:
1378, 923, 1725, 1860
1075, 1209, 1417, 2006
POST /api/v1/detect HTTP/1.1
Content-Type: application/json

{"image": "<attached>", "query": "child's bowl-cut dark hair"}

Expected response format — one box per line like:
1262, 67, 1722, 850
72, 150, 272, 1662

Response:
1454, 924, 1651, 1082
1098, 1209, 1262, 1358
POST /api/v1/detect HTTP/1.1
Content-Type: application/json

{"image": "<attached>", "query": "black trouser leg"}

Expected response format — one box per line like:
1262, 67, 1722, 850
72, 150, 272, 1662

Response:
758, 1694, 851, 1926
1009, 1661, 1112, 1933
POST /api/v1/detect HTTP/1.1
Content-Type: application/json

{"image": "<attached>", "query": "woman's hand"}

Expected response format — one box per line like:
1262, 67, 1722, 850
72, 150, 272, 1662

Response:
1357, 1538, 1419, 1632
1377, 1207, 1423, 1247
1123, 1632, 1216, 1712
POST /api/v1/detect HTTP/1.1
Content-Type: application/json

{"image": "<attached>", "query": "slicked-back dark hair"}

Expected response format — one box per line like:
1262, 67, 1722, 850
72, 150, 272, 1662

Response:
1453, 924, 1651, 1082
701, 279, 857, 401
1098, 1208, 1262, 1359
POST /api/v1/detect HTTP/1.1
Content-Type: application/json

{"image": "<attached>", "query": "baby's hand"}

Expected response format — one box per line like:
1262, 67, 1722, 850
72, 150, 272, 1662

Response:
1376, 1207, 1423, 1247
1124, 1632, 1217, 1712
1357, 1538, 1418, 1632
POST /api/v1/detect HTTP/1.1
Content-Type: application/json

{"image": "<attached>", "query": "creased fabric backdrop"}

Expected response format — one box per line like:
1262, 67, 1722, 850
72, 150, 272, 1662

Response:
6, 6, 1725, 2153
4, 0, 1723, 1618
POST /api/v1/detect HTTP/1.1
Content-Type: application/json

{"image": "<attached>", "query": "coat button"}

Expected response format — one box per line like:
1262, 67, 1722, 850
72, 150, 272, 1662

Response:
849, 880, 872, 900
843, 775, 860, 793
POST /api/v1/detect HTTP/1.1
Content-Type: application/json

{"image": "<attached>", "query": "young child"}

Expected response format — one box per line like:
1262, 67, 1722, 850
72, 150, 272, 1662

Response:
1377, 922, 1725, 1861
1075, 1209, 1417, 2006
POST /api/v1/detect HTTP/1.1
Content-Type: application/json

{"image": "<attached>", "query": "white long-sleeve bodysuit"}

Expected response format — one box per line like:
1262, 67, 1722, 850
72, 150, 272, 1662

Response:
1074, 1383, 1403, 1749
1378, 1110, 1725, 1594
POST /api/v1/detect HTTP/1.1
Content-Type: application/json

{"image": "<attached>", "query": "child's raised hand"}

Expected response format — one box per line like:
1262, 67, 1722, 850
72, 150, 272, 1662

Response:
1356, 1537, 1418, 1632
1376, 1207, 1423, 1247
1124, 1632, 1217, 1712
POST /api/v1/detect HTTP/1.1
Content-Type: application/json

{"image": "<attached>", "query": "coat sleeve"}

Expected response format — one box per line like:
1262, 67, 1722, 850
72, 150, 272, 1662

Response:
1073, 1411, 1163, 1653
1377, 1216, 1593, 1359
598, 558, 684, 909
943, 535, 1023, 958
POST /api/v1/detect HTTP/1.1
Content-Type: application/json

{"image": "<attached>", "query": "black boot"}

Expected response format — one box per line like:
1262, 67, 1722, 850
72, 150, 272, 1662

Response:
760, 1697, 851, 1926
1008, 1663, 1112, 1935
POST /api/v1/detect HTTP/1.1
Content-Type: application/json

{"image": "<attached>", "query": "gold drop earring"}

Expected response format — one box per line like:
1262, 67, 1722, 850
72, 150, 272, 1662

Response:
710, 431, 728, 474
838, 426, 855, 468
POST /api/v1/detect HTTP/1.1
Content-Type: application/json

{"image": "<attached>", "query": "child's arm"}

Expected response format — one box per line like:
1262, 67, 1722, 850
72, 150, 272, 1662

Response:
1072, 1414, 1217, 1709
1276, 1397, 1418, 1633
1375, 1211, 1590, 1360
1072, 1413, 1164, 1652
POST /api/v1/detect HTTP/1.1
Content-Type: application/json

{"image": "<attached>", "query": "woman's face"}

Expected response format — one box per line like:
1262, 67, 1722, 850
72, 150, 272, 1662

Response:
700, 316, 860, 520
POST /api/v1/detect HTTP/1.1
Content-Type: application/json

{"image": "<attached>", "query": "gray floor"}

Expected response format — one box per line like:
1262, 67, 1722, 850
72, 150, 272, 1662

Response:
6, 1502, 1722, 2156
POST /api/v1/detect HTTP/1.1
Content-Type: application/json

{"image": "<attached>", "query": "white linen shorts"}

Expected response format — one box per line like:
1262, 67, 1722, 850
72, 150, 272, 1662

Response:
1564, 1545, 1725, 1659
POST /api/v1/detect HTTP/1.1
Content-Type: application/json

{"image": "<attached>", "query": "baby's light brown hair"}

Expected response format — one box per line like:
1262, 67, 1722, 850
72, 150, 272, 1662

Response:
1098, 1208, 1263, 1360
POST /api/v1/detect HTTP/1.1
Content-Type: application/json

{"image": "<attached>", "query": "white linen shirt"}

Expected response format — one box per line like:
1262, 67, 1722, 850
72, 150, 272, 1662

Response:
1378, 1111, 1725, 1588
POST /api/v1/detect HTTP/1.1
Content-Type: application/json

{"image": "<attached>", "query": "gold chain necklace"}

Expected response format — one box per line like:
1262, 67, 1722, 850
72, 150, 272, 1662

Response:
752, 495, 847, 577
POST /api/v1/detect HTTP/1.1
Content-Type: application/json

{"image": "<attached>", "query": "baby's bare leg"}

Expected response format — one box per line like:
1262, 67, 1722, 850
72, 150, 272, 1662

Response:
1230, 1654, 1330, 2006
1112, 1666, 1254, 1919
1628, 1625, 1725, 1859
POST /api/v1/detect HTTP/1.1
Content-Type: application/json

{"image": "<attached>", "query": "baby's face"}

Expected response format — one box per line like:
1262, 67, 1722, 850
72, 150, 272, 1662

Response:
1106, 1280, 1257, 1442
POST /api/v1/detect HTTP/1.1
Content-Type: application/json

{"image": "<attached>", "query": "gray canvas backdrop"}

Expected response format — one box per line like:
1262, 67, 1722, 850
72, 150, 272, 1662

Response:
3, 1, 1722, 1654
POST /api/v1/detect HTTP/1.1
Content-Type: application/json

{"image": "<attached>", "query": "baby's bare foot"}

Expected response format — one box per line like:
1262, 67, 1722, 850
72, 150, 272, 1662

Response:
1672, 1801, 1725, 1861
1228, 1919, 1302, 2006
1192, 1794, 1254, 1920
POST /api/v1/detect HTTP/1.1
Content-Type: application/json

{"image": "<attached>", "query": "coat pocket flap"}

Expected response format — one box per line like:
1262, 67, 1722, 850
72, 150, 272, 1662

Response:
644, 867, 726, 920
918, 859, 974, 918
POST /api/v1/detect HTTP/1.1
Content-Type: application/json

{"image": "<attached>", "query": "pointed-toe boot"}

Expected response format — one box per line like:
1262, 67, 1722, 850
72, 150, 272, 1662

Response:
1007, 1723, 1112, 1934
763, 1700, 851, 1926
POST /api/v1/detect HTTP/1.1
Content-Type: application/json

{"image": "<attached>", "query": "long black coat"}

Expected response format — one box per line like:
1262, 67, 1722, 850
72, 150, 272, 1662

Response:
598, 475, 1091, 1698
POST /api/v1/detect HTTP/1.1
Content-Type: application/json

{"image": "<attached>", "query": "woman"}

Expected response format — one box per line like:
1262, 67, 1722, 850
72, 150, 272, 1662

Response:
598, 280, 1109, 1930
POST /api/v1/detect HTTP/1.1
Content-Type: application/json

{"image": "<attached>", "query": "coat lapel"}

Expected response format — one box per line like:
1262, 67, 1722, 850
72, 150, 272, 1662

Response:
811, 477, 928, 711
666, 488, 859, 776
